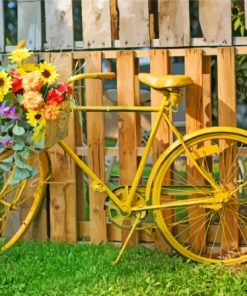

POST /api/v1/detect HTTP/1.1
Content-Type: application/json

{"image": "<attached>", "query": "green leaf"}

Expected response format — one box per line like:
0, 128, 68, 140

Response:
240, 25, 245, 37
10, 168, 31, 184
14, 155, 32, 171
0, 163, 12, 171
234, 18, 241, 31
12, 125, 25, 136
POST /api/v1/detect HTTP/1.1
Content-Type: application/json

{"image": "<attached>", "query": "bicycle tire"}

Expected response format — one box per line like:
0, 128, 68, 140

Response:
152, 126, 247, 264
0, 151, 50, 251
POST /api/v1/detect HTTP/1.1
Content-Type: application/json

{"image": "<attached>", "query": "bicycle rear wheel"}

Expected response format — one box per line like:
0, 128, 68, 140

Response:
0, 151, 50, 251
152, 127, 247, 264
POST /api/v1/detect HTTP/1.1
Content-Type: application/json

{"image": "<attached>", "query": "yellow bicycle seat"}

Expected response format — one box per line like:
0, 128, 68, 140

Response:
139, 73, 193, 89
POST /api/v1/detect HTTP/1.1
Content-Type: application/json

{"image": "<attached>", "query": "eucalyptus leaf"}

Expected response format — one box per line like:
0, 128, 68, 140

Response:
0, 163, 12, 171
12, 125, 25, 136
14, 155, 33, 171
10, 168, 31, 184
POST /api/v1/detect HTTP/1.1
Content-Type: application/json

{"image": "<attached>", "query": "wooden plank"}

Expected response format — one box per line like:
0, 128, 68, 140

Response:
82, 0, 111, 49
217, 47, 238, 255
202, 56, 211, 128
46, 52, 77, 243
150, 49, 172, 252
117, 0, 150, 47
0, 0, 4, 52
158, 0, 190, 47
199, 0, 232, 46
110, 0, 118, 40
85, 52, 107, 244
44, 0, 74, 50
17, 0, 42, 50
185, 49, 206, 254
117, 51, 139, 245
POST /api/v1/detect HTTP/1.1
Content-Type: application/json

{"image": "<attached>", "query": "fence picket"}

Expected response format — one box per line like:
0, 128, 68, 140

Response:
82, 0, 111, 49
44, 0, 74, 50
0, 0, 4, 52
117, 0, 150, 47
17, 0, 42, 50
158, 0, 190, 47
199, 0, 232, 46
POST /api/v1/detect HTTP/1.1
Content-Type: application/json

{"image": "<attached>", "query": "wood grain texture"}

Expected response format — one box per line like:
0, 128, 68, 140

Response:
82, 0, 112, 49
85, 52, 107, 244
117, 51, 140, 245
17, 0, 42, 50
199, 0, 232, 46
0, 0, 4, 52
44, 0, 74, 50
150, 49, 172, 252
46, 52, 77, 243
158, 0, 190, 47
118, 0, 150, 47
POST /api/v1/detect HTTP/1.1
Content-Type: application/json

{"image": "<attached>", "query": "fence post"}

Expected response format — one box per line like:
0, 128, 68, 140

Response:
85, 52, 107, 244
46, 52, 77, 243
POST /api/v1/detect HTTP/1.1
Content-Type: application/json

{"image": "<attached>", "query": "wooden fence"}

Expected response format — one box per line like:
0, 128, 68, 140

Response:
1, 0, 247, 53
18, 46, 241, 248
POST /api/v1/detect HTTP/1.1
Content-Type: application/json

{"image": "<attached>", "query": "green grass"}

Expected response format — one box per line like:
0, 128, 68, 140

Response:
1, 242, 247, 295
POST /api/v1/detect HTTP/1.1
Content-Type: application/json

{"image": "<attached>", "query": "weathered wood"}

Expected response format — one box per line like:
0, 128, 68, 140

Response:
185, 49, 206, 254
199, 0, 232, 46
150, 49, 172, 252
85, 52, 107, 244
217, 47, 238, 254
110, 0, 118, 40
44, 0, 74, 50
158, 0, 190, 47
117, 51, 139, 245
0, 0, 4, 52
117, 0, 150, 47
202, 56, 211, 128
82, 0, 112, 49
46, 52, 77, 243
17, 0, 42, 50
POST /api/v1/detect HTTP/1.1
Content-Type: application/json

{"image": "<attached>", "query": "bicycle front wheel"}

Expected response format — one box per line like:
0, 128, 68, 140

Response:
0, 151, 50, 251
152, 127, 247, 264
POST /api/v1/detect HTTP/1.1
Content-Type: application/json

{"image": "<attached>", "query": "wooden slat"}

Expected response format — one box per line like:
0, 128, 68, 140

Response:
158, 0, 190, 47
110, 0, 118, 40
117, 0, 150, 47
202, 56, 212, 128
0, 0, 4, 52
217, 47, 238, 255
185, 49, 206, 254
117, 51, 139, 245
199, 0, 232, 46
82, 0, 112, 49
85, 52, 107, 244
47, 52, 77, 243
150, 49, 172, 252
17, 0, 42, 50
44, 0, 74, 50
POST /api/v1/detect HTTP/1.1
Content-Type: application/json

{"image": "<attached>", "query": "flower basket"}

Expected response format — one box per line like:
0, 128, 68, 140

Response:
0, 41, 73, 183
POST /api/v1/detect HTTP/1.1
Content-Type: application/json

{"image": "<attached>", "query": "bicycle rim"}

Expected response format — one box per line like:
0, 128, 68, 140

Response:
0, 151, 50, 251
152, 127, 247, 264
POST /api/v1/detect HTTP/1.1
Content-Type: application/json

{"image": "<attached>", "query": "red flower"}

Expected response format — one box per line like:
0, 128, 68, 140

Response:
10, 69, 22, 92
12, 79, 22, 92
57, 82, 73, 96
46, 88, 63, 103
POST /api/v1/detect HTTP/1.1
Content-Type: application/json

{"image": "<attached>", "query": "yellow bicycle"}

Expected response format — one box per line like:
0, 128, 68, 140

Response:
1, 72, 247, 265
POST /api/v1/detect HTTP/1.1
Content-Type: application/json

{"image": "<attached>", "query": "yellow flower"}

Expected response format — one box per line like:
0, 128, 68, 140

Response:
32, 125, 46, 143
26, 109, 46, 127
39, 62, 59, 84
17, 63, 38, 76
8, 48, 32, 63
22, 71, 43, 91
0, 71, 12, 101
21, 91, 44, 110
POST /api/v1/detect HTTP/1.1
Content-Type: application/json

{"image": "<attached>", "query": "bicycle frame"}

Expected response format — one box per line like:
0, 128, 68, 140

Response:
58, 93, 220, 216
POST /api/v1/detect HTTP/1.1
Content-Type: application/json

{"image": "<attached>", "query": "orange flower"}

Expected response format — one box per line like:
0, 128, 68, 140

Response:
44, 102, 62, 121
21, 91, 44, 110
22, 71, 43, 91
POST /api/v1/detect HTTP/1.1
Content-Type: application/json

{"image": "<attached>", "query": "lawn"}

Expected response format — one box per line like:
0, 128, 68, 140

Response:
1, 241, 247, 295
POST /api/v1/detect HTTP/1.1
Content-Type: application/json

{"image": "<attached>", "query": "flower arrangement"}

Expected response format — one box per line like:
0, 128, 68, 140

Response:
0, 42, 72, 183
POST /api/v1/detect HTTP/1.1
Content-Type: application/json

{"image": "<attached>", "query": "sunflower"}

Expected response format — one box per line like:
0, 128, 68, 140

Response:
8, 48, 32, 63
0, 71, 12, 101
17, 63, 38, 76
39, 62, 59, 84
26, 109, 46, 127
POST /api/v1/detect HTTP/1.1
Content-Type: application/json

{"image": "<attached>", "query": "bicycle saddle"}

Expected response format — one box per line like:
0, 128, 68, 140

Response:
139, 73, 193, 89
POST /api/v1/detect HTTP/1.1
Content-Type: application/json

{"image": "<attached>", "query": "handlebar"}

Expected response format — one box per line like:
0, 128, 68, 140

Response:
67, 72, 116, 84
